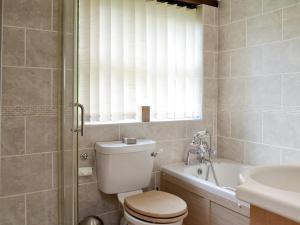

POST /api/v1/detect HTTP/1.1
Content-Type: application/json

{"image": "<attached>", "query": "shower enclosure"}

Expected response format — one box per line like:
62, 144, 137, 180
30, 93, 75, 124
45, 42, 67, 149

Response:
0, 0, 79, 224
59, 0, 80, 224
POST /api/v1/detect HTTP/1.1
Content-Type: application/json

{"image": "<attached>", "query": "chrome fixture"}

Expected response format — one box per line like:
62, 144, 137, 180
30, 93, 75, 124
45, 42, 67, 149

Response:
73, 103, 85, 136
80, 153, 88, 160
122, 137, 137, 145
185, 130, 212, 165
185, 131, 219, 186
79, 216, 103, 225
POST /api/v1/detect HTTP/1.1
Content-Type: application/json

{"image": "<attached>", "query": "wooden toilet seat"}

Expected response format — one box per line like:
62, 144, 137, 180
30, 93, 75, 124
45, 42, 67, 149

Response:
124, 191, 188, 224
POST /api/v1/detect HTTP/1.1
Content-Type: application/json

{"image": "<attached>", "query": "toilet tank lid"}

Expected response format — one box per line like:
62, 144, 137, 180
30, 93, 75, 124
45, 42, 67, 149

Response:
95, 139, 156, 155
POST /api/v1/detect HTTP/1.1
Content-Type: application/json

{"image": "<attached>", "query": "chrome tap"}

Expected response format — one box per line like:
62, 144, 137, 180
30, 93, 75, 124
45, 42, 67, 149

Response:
185, 130, 219, 186
185, 130, 213, 165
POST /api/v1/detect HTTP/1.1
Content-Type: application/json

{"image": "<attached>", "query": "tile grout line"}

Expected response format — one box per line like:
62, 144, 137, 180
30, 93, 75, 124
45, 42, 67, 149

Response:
24, 116, 27, 154
220, 2, 300, 26
3, 24, 59, 33
0, 151, 54, 159
52, 152, 54, 189
0, 188, 58, 200
51, 0, 54, 31
218, 135, 300, 152
2, 65, 61, 70
24, 27, 26, 66
24, 194, 27, 225
51, 69, 54, 106
219, 35, 300, 53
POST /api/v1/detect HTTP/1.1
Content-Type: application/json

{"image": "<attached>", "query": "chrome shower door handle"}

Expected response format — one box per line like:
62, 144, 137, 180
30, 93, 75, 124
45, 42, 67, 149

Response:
74, 103, 85, 136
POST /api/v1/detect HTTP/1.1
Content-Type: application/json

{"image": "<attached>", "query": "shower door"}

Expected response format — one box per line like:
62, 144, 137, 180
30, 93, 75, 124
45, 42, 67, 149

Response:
59, 0, 80, 224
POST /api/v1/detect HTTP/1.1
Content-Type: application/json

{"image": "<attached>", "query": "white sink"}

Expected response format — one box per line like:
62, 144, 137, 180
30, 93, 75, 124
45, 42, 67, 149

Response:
236, 165, 300, 223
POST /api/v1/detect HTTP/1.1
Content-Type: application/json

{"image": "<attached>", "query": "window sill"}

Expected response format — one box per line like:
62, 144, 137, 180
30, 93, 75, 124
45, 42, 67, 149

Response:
85, 117, 202, 126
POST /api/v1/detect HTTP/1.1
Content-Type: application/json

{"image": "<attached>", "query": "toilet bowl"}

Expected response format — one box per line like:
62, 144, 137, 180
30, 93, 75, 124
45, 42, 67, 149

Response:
124, 211, 184, 225
119, 190, 187, 225
95, 140, 188, 225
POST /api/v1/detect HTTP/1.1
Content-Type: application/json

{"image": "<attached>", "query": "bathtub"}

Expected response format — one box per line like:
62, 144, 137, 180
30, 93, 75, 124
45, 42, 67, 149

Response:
161, 159, 251, 213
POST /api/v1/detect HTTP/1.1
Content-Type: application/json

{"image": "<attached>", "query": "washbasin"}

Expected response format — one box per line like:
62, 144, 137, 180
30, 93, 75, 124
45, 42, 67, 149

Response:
236, 165, 300, 223
240, 166, 300, 193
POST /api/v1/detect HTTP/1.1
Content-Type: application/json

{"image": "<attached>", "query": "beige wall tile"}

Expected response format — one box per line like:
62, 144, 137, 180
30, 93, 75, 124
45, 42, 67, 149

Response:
186, 110, 214, 137
52, 70, 73, 108
61, 115, 73, 151
263, 112, 300, 149
120, 121, 188, 142
218, 51, 231, 77
26, 30, 60, 68
203, 5, 217, 25
119, 123, 146, 140
204, 78, 218, 108
203, 25, 218, 52
0, 154, 52, 195
79, 124, 119, 149
52, 151, 73, 188
218, 78, 245, 106
281, 148, 300, 165
217, 111, 230, 137
2, 27, 25, 66
244, 142, 281, 165
217, 137, 244, 162
2, 67, 52, 106
247, 11, 282, 46
263, 39, 300, 74
144, 173, 155, 191
283, 4, 300, 40
231, 0, 262, 22
0, 0, 62, 224
0, 196, 25, 225
218, 0, 300, 167
231, 47, 263, 76
263, 0, 300, 12
204, 52, 217, 77
153, 139, 189, 171
218, 0, 231, 26
1, 116, 25, 156
282, 74, 300, 106
52, 0, 61, 31
3, 0, 52, 29
78, 183, 119, 221
144, 121, 188, 141
244, 76, 281, 106
26, 190, 58, 225
26, 116, 57, 153
63, 34, 74, 70
219, 21, 246, 51
231, 111, 262, 142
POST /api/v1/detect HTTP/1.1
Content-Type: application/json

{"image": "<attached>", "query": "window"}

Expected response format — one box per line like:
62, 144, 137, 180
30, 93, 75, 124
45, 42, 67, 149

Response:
79, 0, 203, 123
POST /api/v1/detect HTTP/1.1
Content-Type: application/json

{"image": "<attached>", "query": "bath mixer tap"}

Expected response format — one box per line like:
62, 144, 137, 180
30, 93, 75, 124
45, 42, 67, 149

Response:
185, 131, 213, 165
185, 131, 219, 186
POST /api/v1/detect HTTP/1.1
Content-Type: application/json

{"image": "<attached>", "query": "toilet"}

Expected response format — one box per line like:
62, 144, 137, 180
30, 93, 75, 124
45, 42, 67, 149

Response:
95, 139, 188, 225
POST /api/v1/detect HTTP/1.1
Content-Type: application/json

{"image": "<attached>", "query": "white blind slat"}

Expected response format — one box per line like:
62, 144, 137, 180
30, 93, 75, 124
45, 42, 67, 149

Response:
123, 0, 136, 119
79, 0, 203, 122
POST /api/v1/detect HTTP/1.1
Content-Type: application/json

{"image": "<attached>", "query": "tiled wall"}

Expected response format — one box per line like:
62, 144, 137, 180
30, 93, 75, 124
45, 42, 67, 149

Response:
217, 0, 300, 165
0, 0, 60, 225
77, 5, 219, 223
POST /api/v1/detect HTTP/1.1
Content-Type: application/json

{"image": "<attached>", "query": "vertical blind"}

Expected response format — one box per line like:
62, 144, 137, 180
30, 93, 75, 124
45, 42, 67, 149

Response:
79, 0, 203, 122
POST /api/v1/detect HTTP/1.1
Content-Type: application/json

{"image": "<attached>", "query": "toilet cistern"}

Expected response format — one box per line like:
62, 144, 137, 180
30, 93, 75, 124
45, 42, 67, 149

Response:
95, 139, 188, 225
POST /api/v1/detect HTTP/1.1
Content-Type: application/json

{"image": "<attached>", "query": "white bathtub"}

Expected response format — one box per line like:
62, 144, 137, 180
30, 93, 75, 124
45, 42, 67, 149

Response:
161, 158, 251, 209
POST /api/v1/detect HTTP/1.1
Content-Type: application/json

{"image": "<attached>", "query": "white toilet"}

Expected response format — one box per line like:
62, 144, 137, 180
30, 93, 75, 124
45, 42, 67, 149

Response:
95, 139, 188, 225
